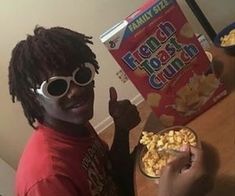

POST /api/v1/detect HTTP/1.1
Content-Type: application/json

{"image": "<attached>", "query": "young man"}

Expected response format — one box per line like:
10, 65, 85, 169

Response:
9, 26, 208, 196
9, 26, 140, 196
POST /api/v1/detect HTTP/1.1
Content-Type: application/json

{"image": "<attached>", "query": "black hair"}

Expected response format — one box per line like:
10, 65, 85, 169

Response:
8, 26, 99, 128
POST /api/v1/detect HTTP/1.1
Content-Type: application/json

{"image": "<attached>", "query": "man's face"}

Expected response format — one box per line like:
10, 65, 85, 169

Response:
36, 68, 95, 125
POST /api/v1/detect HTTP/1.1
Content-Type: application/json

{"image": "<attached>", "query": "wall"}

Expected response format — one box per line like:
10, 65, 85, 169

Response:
0, 158, 15, 196
0, 0, 234, 170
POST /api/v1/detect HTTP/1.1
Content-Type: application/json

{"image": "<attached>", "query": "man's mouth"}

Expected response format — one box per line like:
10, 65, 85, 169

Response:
64, 91, 93, 110
69, 100, 87, 109
67, 99, 87, 109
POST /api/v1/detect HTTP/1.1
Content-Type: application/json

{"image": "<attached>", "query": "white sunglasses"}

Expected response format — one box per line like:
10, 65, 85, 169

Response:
34, 63, 95, 99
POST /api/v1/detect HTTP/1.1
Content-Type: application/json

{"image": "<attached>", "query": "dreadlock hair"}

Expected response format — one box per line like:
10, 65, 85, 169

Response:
8, 26, 99, 128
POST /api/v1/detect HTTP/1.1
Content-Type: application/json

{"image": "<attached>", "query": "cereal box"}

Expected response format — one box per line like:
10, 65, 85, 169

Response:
100, 0, 227, 126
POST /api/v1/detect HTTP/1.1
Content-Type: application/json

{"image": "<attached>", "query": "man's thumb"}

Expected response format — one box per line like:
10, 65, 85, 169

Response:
109, 87, 118, 102
167, 151, 190, 173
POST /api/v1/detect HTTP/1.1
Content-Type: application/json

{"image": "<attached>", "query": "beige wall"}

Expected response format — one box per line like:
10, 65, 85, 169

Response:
0, 0, 234, 169
0, 158, 15, 196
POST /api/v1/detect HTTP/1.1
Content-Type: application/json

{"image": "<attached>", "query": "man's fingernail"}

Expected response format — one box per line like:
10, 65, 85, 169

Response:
180, 144, 189, 152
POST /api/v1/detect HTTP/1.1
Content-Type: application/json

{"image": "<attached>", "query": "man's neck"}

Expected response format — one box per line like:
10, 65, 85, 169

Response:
41, 117, 90, 137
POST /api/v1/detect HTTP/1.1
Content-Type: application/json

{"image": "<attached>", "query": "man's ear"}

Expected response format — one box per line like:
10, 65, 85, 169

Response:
32, 91, 42, 104
32, 93, 45, 109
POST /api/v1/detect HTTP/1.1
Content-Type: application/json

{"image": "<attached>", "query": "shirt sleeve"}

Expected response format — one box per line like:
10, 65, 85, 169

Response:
27, 175, 79, 196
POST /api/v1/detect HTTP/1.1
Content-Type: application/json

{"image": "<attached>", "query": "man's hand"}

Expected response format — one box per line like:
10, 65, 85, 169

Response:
108, 87, 140, 196
109, 87, 140, 131
158, 146, 207, 196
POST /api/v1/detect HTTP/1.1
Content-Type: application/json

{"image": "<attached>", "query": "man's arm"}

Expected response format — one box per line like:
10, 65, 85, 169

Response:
27, 175, 79, 196
108, 87, 140, 195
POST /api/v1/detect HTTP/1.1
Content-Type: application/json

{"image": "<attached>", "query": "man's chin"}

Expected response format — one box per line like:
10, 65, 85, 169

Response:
70, 111, 94, 125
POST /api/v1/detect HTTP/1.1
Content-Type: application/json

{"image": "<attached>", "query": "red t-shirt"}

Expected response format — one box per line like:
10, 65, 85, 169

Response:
15, 124, 120, 196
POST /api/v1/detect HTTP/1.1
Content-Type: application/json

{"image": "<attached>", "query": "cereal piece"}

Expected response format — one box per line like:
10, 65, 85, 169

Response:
146, 93, 162, 107
186, 93, 200, 107
168, 136, 175, 144
140, 138, 149, 145
176, 85, 191, 103
157, 139, 164, 147
175, 136, 182, 143
140, 131, 156, 145
174, 73, 220, 116
162, 143, 169, 149
190, 142, 197, 146
152, 134, 160, 142
168, 130, 174, 136
180, 23, 194, 38
142, 131, 148, 135
175, 131, 182, 137
198, 74, 220, 96
147, 142, 156, 151
159, 115, 175, 127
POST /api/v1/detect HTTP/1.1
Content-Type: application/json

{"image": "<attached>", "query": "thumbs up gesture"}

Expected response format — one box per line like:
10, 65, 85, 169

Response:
109, 87, 141, 131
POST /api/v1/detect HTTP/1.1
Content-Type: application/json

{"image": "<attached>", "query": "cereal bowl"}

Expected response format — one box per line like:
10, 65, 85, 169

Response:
214, 22, 235, 55
138, 126, 198, 179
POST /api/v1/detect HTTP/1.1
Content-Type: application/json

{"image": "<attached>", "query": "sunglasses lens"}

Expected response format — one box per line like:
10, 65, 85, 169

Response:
47, 79, 68, 96
74, 67, 93, 85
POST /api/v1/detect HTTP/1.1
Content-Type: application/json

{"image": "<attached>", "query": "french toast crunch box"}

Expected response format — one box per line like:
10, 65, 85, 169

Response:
100, 0, 227, 126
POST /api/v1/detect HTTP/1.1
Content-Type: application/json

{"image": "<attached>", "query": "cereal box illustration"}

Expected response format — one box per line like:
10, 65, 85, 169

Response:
100, 0, 227, 126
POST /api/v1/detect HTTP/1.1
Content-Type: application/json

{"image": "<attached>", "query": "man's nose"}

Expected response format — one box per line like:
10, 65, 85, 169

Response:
66, 81, 83, 99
